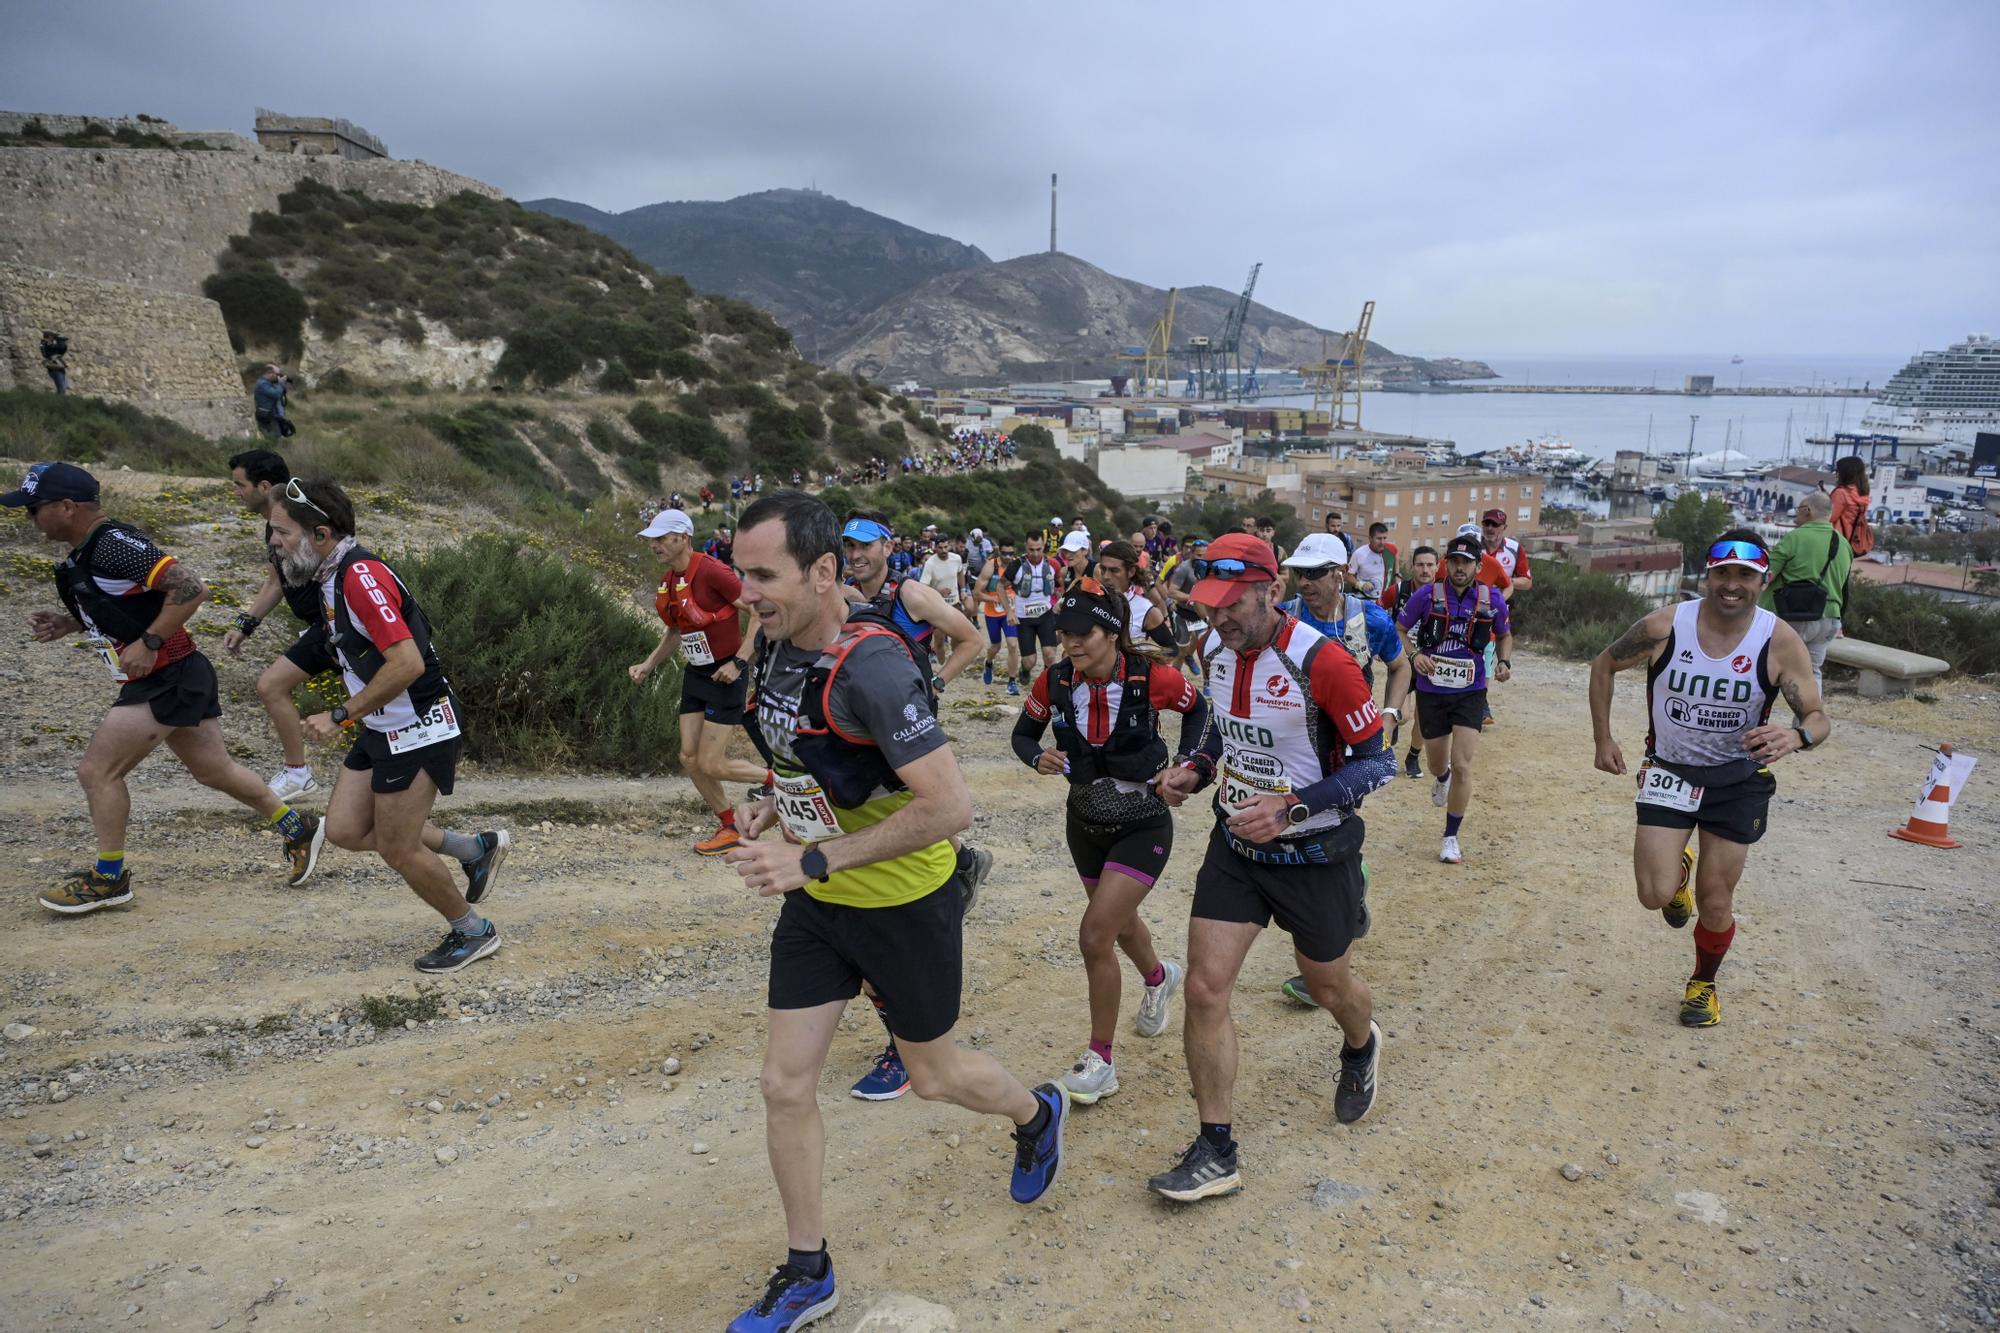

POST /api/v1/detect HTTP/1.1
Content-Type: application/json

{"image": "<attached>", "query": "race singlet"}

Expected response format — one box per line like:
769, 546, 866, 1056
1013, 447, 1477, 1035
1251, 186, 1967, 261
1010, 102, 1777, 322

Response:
1635, 763, 1703, 813
773, 770, 844, 843
385, 697, 462, 755
680, 630, 715, 666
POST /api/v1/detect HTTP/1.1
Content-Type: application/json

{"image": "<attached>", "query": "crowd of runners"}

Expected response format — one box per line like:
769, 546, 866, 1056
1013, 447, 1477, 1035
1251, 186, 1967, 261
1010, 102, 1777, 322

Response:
6, 456, 1834, 1332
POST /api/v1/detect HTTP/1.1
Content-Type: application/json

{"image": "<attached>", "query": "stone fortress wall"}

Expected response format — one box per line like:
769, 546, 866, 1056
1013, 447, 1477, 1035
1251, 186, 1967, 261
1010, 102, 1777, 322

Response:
0, 110, 503, 436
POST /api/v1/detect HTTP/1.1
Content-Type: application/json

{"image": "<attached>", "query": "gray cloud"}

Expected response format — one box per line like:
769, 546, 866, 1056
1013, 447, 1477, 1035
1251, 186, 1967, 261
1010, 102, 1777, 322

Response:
7, 0, 1994, 356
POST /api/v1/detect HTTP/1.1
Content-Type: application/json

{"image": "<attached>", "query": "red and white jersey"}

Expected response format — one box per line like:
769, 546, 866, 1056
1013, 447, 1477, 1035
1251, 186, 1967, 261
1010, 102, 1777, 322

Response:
1488, 537, 1527, 582
319, 541, 426, 734
1025, 658, 1200, 734
1198, 617, 1382, 835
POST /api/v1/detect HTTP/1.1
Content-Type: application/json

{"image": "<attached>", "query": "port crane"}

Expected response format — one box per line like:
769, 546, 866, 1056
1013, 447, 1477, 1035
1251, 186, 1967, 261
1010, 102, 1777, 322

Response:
1208, 262, 1262, 401
1116, 287, 1177, 399
1301, 299, 1374, 434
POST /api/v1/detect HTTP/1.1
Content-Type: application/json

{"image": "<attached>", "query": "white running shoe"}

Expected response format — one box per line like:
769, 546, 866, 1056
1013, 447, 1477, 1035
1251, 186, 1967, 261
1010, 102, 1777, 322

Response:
1059, 1050, 1119, 1104
1135, 958, 1183, 1038
1439, 835, 1463, 864
1431, 775, 1450, 808
268, 767, 319, 801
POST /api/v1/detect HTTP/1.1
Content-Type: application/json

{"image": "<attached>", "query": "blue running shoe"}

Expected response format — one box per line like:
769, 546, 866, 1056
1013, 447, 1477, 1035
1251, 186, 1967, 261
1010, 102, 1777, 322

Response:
849, 1046, 910, 1101
982, 663, 994, 686
728, 1259, 838, 1332
1007, 679, 1020, 696
1009, 1082, 1068, 1203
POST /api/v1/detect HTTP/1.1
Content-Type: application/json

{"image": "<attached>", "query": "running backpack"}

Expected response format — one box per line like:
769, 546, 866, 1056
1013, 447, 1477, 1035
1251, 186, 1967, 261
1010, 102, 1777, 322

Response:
1415, 583, 1494, 654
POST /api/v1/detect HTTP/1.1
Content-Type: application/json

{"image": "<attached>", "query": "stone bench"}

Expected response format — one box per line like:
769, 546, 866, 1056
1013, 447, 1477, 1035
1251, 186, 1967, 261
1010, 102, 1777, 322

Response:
1823, 637, 1950, 698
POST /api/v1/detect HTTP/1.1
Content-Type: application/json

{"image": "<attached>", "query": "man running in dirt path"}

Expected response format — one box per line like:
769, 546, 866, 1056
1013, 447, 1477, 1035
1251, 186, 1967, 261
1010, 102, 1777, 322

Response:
723, 490, 1066, 1332
1588, 530, 1830, 1028
8, 462, 326, 913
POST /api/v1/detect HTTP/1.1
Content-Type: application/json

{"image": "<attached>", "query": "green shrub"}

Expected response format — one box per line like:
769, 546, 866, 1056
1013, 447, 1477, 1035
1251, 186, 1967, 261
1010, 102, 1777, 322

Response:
417, 404, 550, 491
1842, 579, 2000, 677
629, 404, 733, 473
202, 258, 308, 359
396, 535, 684, 772
877, 419, 906, 442
0, 390, 217, 474
598, 359, 637, 393
1507, 562, 1652, 659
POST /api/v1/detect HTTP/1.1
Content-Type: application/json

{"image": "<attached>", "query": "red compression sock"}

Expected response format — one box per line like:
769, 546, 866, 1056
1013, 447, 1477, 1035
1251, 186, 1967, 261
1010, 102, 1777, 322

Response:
1692, 920, 1735, 982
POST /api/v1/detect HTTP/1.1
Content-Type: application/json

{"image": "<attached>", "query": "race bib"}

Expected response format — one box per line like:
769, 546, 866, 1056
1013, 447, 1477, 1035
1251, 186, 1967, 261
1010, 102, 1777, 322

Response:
773, 770, 844, 844
86, 633, 130, 683
1020, 594, 1051, 618
385, 697, 462, 755
680, 630, 715, 666
1635, 764, 1704, 813
1221, 760, 1292, 814
1428, 656, 1476, 690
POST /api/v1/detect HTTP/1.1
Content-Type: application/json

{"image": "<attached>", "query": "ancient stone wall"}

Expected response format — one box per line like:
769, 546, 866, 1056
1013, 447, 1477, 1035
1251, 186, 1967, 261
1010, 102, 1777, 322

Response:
0, 146, 503, 297
0, 263, 254, 437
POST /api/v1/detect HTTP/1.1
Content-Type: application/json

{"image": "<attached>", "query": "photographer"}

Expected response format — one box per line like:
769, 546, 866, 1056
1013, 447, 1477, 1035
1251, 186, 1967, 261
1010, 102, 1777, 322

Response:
253, 366, 291, 439
41, 331, 69, 395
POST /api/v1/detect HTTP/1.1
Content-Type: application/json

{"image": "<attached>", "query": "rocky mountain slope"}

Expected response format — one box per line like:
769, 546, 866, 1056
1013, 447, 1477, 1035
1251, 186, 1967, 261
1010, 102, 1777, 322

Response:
822, 251, 1492, 385
525, 189, 989, 359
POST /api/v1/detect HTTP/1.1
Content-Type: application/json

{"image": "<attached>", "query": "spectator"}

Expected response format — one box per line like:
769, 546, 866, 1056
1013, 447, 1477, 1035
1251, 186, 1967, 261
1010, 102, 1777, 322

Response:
1350, 522, 1395, 598
1828, 456, 1875, 558
40, 330, 69, 395
1760, 491, 1852, 687
253, 365, 289, 439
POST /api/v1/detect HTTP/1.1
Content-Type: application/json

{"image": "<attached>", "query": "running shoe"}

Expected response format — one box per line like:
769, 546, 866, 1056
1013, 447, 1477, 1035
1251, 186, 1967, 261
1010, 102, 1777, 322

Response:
1662, 846, 1696, 929
1009, 1082, 1068, 1203
39, 868, 133, 915
1058, 1050, 1119, 1104
746, 783, 773, 804
1147, 1135, 1242, 1202
1439, 835, 1463, 865
728, 1258, 838, 1333
1134, 958, 1183, 1037
1481, 702, 1494, 728
1007, 679, 1021, 697
693, 824, 741, 857
957, 844, 993, 918
982, 663, 994, 686
286, 812, 327, 888
267, 766, 319, 801
1335, 1019, 1383, 1124
1403, 749, 1423, 780
1679, 979, 1720, 1028
414, 920, 501, 974
463, 829, 510, 906
1281, 975, 1318, 1008
1431, 774, 1451, 808
849, 1046, 910, 1101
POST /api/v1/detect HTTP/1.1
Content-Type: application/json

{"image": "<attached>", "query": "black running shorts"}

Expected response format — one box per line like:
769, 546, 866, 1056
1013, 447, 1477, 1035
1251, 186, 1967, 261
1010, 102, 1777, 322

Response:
1017, 613, 1059, 651
679, 663, 748, 725
1191, 817, 1368, 964
1065, 812, 1174, 889
343, 727, 460, 797
116, 652, 223, 730
768, 875, 964, 1044
1416, 687, 1486, 740
281, 622, 337, 677
1635, 765, 1776, 845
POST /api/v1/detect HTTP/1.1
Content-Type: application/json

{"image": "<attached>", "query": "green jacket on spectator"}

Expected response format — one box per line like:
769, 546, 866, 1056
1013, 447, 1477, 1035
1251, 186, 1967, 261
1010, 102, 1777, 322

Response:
1759, 519, 1852, 620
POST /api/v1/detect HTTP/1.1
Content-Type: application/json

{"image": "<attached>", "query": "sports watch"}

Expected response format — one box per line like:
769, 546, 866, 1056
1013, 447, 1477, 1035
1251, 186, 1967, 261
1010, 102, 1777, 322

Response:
1287, 801, 1313, 826
330, 704, 350, 726
140, 632, 165, 651
1793, 726, 1816, 751
800, 848, 831, 883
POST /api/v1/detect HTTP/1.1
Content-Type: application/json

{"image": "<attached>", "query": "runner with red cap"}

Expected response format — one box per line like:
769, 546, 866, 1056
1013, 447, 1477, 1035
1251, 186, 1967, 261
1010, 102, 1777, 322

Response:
1588, 529, 1829, 1028
1147, 534, 1394, 1203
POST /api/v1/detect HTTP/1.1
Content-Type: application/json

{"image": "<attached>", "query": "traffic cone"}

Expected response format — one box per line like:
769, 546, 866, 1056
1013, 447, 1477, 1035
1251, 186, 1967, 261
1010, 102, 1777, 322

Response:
1889, 743, 1974, 849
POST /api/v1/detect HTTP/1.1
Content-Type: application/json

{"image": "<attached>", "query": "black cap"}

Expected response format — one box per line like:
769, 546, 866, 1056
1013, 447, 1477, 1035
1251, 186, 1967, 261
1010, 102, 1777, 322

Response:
1, 462, 99, 508
1051, 588, 1125, 636
1444, 534, 1483, 562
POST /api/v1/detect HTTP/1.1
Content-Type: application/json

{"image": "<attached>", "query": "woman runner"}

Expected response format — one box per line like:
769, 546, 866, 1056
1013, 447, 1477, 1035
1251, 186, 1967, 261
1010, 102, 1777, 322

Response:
1012, 581, 1212, 1104
1095, 540, 1178, 656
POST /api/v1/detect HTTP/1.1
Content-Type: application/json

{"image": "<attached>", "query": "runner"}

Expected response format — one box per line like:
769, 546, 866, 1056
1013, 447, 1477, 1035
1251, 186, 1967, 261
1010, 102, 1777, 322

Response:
628, 508, 767, 857
1059, 529, 1095, 585
219, 448, 338, 801
1588, 531, 1830, 1028
1398, 533, 1513, 865
1011, 580, 1209, 1104
269, 478, 511, 971
1010, 531, 1066, 687
1146, 534, 1393, 1203
1477, 509, 1531, 727
1349, 522, 1395, 600
1163, 536, 1210, 673
10, 462, 328, 914
1380, 545, 1439, 778
1093, 540, 1177, 653
974, 535, 1022, 695
725, 491, 1067, 1331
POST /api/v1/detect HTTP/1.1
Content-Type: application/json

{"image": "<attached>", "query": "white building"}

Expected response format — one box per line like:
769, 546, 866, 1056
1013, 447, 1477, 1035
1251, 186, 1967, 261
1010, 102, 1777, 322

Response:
1094, 441, 1190, 501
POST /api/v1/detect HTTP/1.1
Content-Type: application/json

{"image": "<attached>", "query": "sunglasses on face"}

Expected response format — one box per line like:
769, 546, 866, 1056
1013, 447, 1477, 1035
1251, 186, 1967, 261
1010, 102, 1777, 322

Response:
1298, 565, 1341, 581
284, 478, 329, 519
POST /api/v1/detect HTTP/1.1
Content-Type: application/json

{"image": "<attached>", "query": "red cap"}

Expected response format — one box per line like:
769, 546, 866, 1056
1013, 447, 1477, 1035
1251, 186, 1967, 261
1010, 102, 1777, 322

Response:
1190, 533, 1280, 608
1481, 508, 1507, 526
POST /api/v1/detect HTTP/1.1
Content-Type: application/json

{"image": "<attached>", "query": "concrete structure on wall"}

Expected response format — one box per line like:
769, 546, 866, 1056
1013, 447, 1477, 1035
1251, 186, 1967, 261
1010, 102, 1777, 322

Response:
254, 109, 388, 160
1094, 440, 1191, 502
0, 262, 251, 435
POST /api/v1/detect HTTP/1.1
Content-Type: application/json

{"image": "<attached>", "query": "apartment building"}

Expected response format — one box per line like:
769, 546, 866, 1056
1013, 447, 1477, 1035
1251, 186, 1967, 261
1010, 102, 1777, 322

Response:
1299, 466, 1543, 541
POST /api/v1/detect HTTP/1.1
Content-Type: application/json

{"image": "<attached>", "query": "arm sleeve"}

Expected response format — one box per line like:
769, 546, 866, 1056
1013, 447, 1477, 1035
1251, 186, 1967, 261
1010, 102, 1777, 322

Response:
1011, 700, 1050, 768
827, 635, 948, 769
1292, 639, 1392, 814
1292, 729, 1396, 814
341, 561, 414, 648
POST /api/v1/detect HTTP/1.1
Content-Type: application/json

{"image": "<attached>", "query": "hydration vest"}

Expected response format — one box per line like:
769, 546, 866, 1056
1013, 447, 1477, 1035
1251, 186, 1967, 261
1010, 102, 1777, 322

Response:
328, 544, 451, 716
864, 575, 932, 647
1045, 654, 1168, 786
55, 520, 168, 645
1416, 582, 1494, 654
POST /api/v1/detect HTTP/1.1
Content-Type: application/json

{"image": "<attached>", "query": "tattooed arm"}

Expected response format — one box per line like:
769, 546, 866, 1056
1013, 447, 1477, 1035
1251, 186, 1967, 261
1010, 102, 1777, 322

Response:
1589, 606, 1675, 776
114, 555, 207, 678
1745, 620, 1831, 762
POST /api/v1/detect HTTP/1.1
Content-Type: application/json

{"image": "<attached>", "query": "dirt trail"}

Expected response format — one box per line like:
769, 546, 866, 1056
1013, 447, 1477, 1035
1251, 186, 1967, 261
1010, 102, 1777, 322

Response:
1, 479, 1997, 1329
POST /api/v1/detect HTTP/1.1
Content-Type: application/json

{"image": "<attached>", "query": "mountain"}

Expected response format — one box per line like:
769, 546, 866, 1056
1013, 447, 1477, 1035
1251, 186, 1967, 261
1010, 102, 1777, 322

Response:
821, 251, 1491, 386
522, 189, 989, 358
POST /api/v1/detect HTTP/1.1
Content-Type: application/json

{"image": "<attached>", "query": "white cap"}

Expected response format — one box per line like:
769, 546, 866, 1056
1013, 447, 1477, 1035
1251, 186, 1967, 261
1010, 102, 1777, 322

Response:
969, 527, 983, 538
638, 509, 695, 539
1050, 515, 1063, 526
1280, 532, 1352, 569
1456, 522, 1481, 538
1059, 531, 1093, 554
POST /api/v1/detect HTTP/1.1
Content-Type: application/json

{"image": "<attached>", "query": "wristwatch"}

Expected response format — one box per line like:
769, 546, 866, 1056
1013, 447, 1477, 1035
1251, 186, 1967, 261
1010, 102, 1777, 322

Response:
800, 847, 831, 883
1794, 726, 1816, 751
140, 632, 165, 651
234, 613, 261, 635
1382, 705, 1402, 723
330, 704, 350, 726
1497, 658, 1512, 668
1287, 801, 1313, 826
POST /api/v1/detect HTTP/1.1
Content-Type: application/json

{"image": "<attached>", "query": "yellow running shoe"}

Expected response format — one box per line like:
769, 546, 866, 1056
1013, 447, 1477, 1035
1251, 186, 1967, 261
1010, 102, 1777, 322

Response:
1662, 846, 1696, 929
1679, 979, 1720, 1028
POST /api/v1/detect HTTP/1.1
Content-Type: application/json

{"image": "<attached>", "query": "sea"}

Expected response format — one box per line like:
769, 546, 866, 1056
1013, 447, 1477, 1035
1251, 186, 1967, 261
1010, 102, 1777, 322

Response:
1261, 352, 1905, 464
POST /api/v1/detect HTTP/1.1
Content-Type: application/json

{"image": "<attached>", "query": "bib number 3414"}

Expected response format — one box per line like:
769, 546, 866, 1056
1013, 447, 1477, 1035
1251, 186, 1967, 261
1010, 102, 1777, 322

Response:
1635, 764, 1703, 813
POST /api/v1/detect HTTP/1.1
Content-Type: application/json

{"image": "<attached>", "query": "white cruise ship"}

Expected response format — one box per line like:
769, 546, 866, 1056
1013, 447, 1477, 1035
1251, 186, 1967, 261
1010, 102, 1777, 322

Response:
1861, 334, 2000, 442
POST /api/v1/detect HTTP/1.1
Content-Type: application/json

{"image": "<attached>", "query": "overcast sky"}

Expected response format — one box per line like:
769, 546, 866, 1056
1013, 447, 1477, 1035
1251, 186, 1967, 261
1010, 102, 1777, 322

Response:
8, 1, 1995, 358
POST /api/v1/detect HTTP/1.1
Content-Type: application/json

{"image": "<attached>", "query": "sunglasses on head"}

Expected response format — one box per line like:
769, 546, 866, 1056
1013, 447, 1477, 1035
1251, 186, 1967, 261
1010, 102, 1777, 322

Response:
284, 478, 328, 520
1706, 539, 1768, 566
1206, 557, 1273, 579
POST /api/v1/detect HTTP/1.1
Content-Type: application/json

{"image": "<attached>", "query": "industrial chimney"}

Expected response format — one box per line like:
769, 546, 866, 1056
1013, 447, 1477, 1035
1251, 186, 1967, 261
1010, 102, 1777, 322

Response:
1049, 173, 1057, 255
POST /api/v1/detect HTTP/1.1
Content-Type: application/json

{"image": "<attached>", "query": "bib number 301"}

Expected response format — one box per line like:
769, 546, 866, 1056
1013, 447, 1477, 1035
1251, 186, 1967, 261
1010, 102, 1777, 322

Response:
1635, 764, 1704, 813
